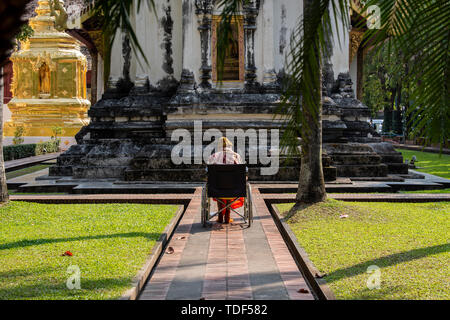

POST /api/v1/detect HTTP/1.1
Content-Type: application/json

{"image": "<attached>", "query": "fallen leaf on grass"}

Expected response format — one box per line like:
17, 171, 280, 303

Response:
166, 247, 174, 254
339, 214, 349, 219
315, 272, 327, 278
61, 251, 73, 256
298, 288, 309, 294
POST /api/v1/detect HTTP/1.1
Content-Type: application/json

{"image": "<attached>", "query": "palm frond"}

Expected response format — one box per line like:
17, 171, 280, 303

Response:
363, 0, 450, 150
276, 0, 349, 156
91, 0, 155, 85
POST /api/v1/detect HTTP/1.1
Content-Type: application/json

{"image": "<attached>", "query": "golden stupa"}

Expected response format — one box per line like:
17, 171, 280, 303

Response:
4, 0, 90, 140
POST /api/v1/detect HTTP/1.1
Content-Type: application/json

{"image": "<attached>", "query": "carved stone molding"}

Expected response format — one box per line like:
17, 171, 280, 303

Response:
195, 0, 214, 15
197, 10, 213, 88
243, 0, 259, 88
349, 29, 364, 64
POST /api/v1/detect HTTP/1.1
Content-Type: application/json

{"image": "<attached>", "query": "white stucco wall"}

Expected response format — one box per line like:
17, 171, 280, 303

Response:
329, 0, 350, 78
97, 53, 104, 97
108, 0, 351, 89
183, 0, 202, 84
273, 0, 303, 74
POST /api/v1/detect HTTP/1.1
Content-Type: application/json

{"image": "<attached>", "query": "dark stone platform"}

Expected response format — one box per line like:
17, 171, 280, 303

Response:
49, 72, 407, 183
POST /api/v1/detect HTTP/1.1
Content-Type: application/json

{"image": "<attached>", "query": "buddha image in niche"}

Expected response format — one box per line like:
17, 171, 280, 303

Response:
38, 63, 51, 95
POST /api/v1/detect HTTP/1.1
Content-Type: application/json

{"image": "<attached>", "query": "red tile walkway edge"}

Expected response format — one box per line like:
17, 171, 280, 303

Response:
10, 194, 192, 204
263, 193, 450, 203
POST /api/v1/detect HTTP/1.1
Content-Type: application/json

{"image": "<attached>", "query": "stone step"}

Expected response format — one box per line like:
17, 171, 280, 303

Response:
335, 164, 388, 177
330, 154, 382, 165
72, 166, 128, 179
124, 166, 337, 182
386, 162, 409, 174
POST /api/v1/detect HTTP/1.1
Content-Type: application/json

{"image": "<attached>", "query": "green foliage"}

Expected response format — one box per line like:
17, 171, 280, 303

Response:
396, 148, 450, 179
35, 140, 60, 155
3, 144, 36, 161
12, 126, 25, 145
362, 45, 409, 116
278, 200, 450, 299
15, 23, 34, 42
51, 126, 62, 139
0, 202, 178, 299
362, 0, 450, 150
3, 140, 60, 161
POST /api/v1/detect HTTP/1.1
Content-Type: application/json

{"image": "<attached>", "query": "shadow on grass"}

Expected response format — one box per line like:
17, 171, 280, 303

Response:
349, 284, 409, 300
0, 276, 132, 300
0, 232, 162, 251
324, 243, 450, 283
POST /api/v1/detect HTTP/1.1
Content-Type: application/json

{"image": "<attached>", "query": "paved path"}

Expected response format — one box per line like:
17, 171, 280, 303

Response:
5, 152, 60, 171
139, 188, 314, 300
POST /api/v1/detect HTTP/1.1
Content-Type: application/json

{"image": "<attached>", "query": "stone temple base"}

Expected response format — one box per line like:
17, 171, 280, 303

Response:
49, 72, 407, 182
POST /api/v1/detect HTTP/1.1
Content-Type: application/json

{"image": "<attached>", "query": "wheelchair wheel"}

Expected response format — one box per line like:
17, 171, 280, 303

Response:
201, 186, 208, 227
246, 183, 253, 227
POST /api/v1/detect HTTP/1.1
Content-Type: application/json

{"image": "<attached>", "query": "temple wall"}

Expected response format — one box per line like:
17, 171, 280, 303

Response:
97, 54, 104, 98
108, 0, 351, 90
182, 0, 202, 84
329, 1, 350, 78
272, 0, 303, 74
109, 0, 183, 88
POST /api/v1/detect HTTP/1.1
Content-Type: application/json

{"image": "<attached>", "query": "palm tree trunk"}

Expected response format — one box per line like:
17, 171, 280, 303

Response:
0, 71, 8, 203
0, 0, 30, 203
296, 0, 326, 204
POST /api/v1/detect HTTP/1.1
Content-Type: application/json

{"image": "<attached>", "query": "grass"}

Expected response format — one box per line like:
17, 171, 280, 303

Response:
396, 148, 450, 179
6, 164, 50, 180
400, 189, 450, 194
0, 202, 179, 300
277, 200, 450, 300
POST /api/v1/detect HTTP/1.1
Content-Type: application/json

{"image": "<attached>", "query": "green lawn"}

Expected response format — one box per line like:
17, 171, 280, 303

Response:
277, 200, 450, 300
6, 164, 50, 180
400, 189, 450, 194
0, 202, 178, 300
396, 148, 450, 179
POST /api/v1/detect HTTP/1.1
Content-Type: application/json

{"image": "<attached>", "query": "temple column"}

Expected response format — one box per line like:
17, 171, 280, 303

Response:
243, 1, 259, 89
196, 2, 213, 89
261, 0, 277, 89
133, 0, 150, 92
179, 0, 197, 92
107, 29, 125, 90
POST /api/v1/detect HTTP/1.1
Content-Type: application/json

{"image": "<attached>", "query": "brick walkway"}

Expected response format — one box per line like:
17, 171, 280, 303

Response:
139, 187, 314, 300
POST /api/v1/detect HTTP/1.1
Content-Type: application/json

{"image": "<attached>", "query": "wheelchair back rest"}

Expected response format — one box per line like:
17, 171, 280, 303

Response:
207, 164, 247, 198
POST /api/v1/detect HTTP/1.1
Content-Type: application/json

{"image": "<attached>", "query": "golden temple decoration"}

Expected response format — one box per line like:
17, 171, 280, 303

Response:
5, 0, 90, 139
49, 0, 68, 31
211, 15, 245, 83
350, 0, 367, 17
349, 29, 364, 64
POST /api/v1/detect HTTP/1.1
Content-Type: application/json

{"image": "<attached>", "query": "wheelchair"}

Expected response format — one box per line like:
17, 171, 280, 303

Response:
201, 164, 253, 228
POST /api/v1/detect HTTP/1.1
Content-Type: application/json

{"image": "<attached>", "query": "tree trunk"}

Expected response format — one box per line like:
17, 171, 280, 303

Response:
0, 0, 30, 203
296, 108, 326, 204
295, 0, 326, 204
0, 67, 8, 203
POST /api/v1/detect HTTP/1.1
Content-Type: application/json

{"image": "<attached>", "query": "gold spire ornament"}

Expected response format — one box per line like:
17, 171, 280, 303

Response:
4, 0, 90, 142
